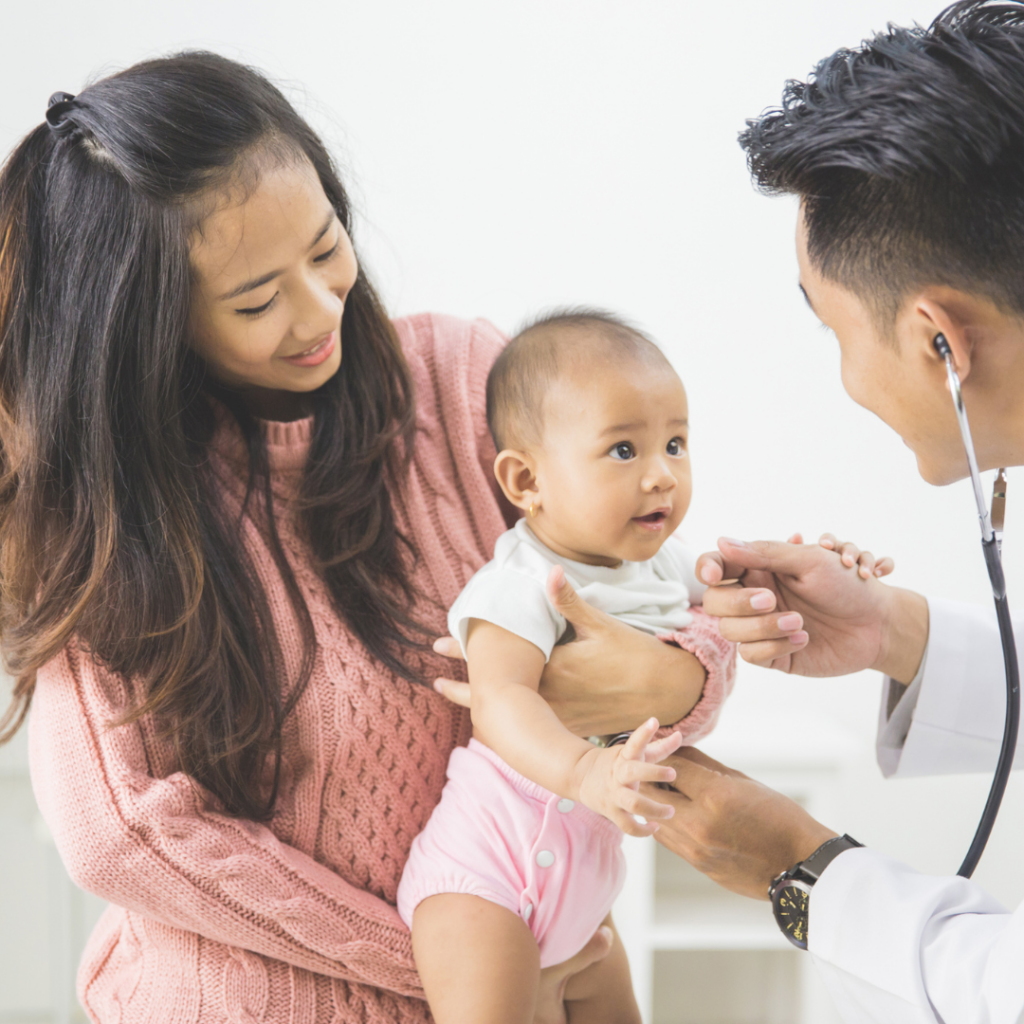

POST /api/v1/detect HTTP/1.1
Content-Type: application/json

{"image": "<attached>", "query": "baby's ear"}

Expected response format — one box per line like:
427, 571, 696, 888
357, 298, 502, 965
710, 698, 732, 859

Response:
493, 449, 538, 510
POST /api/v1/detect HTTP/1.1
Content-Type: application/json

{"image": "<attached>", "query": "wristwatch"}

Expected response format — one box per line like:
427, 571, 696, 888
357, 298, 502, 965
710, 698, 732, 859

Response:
769, 834, 864, 950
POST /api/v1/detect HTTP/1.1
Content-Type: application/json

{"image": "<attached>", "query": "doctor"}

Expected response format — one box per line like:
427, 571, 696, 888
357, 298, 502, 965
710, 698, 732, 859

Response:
648, 1, 1024, 1021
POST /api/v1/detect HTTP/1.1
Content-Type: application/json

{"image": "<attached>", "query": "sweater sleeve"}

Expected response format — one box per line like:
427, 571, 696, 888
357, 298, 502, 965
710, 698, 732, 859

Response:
657, 607, 737, 744
28, 642, 424, 998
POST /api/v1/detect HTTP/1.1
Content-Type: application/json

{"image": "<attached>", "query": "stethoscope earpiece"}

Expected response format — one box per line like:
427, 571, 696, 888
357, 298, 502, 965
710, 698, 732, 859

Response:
933, 332, 953, 360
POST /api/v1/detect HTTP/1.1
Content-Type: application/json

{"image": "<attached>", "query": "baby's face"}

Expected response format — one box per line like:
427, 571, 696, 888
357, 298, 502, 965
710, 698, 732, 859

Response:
529, 359, 691, 567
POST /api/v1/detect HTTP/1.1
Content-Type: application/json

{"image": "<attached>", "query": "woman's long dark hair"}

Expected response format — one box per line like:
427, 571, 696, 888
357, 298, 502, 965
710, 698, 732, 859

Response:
0, 53, 423, 819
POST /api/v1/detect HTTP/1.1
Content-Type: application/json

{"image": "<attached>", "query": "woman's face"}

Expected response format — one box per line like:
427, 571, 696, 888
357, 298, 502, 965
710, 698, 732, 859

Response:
190, 156, 358, 419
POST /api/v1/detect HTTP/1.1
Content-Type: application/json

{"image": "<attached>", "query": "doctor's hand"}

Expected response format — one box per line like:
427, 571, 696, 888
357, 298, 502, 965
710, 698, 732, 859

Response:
696, 535, 928, 684
647, 748, 838, 900
431, 566, 706, 736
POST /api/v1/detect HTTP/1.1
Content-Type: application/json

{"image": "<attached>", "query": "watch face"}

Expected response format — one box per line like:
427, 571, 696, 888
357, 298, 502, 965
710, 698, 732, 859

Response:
773, 883, 809, 950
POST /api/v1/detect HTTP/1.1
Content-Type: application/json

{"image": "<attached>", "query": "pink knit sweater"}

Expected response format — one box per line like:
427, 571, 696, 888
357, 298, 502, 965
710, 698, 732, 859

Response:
28, 314, 735, 1024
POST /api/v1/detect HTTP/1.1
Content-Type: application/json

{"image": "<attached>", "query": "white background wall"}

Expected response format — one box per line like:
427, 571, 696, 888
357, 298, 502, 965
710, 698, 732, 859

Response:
3, 0, 1024, 1017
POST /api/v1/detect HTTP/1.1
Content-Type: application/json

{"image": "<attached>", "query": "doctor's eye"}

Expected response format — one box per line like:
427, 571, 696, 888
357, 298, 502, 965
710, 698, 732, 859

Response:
666, 437, 687, 457
609, 442, 636, 461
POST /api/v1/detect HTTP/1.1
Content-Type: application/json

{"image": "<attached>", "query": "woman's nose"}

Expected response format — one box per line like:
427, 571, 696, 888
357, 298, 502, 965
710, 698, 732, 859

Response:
292, 278, 344, 343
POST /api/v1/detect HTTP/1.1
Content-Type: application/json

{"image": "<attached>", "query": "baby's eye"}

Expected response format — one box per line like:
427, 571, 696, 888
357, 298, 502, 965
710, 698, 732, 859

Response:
609, 442, 636, 461
666, 437, 687, 457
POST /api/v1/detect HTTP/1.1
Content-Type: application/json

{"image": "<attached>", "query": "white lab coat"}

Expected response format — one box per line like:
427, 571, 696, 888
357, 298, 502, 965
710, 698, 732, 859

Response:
810, 597, 1024, 1023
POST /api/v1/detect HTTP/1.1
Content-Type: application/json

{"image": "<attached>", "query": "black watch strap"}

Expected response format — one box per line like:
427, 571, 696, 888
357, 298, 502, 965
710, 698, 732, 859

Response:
798, 834, 864, 884
770, 834, 864, 951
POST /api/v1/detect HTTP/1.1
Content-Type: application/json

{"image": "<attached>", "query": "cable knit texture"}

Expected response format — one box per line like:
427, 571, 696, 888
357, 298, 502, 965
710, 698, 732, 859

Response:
26, 314, 736, 1024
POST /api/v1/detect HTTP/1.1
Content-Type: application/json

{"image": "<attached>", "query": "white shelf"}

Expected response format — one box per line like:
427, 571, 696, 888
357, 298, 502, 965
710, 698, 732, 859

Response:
651, 895, 790, 951
614, 705, 855, 1024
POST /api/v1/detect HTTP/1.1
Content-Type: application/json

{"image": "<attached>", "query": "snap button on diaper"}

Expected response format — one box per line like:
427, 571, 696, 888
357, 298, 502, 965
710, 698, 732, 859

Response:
524, 903, 534, 920
556, 798, 575, 813
536, 849, 555, 868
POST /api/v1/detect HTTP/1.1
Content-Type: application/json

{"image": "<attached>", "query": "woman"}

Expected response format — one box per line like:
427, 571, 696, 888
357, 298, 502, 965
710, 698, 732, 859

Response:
0, 52, 732, 1022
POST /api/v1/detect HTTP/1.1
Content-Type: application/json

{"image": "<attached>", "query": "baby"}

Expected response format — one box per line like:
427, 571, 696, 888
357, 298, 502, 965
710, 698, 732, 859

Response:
397, 310, 736, 1022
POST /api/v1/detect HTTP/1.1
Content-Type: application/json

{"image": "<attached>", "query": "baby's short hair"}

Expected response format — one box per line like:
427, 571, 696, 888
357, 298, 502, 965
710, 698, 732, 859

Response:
486, 307, 673, 452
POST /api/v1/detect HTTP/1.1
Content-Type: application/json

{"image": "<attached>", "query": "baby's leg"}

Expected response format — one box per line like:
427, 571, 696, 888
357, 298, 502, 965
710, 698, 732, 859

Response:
563, 916, 641, 1024
412, 893, 540, 1024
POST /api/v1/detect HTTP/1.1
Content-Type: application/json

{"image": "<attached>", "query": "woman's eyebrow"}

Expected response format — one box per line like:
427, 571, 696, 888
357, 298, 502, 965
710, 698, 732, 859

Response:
219, 210, 337, 302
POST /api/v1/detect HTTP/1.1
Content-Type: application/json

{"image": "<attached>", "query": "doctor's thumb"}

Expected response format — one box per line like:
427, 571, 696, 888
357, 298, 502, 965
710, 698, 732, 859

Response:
716, 537, 808, 573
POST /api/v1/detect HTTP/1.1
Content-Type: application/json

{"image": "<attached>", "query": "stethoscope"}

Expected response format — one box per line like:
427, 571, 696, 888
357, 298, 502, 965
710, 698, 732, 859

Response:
933, 333, 1021, 877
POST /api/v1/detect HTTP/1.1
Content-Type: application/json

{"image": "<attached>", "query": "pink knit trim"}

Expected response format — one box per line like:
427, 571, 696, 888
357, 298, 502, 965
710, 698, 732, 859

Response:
261, 415, 314, 449
657, 607, 737, 744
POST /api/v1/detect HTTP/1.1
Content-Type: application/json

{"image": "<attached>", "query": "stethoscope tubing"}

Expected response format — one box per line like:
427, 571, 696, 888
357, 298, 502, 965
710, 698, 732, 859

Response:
957, 552, 1020, 878
934, 335, 1021, 877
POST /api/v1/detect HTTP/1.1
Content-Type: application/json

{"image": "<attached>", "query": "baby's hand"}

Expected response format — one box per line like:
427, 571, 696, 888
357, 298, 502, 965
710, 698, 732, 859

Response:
576, 718, 684, 837
815, 532, 895, 580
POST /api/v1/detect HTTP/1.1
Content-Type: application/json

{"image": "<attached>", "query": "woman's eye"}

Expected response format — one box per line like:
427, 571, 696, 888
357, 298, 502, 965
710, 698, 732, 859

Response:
666, 437, 687, 457
236, 294, 278, 318
609, 442, 635, 461
314, 241, 339, 264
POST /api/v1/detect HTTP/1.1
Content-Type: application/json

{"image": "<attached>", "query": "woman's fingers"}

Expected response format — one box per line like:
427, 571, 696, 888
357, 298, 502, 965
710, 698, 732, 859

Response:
431, 636, 464, 660
432, 677, 471, 707
716, 611, 804, 645
737, 635, 808, 667
538, 926, 614, 991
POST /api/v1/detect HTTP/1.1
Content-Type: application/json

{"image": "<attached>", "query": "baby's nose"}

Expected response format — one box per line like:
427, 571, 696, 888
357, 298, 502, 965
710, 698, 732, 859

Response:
643, 462, 677, 490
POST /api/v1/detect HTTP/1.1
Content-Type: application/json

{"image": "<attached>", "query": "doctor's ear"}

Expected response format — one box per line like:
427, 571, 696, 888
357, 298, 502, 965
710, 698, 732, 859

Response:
910, 292, 973, 382
493, 449, 540, 512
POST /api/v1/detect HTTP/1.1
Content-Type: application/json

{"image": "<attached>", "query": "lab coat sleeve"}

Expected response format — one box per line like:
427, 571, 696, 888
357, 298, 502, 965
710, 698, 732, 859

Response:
877, 597, 1024, 778
810, 847, 1024, 1024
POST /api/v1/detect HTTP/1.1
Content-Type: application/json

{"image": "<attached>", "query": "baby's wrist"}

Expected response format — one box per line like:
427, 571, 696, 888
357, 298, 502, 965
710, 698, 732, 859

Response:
572, 744, 609, 806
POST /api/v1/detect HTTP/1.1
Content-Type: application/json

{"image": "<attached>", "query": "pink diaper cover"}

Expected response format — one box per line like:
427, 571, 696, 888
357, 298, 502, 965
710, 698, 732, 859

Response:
396, 738, 626, 968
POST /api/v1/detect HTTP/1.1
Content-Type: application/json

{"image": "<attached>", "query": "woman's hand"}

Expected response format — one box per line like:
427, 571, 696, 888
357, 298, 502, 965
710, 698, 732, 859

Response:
432, 567, 706, 735
697, 534, 928, 684
534, 926, 614, 1024
648, 747, 838, 900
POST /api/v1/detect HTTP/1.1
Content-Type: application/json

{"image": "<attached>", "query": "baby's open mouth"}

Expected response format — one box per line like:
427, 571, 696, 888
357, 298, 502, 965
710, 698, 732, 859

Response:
634, 510, 669, 524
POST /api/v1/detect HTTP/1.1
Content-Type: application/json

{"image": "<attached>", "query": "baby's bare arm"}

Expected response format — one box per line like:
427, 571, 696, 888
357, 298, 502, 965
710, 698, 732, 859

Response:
466, 620, 679, 834
466, 619, 596, 798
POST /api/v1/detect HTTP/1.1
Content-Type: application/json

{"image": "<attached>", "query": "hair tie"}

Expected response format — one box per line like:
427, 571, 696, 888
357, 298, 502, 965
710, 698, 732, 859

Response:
45, 92, 78, 137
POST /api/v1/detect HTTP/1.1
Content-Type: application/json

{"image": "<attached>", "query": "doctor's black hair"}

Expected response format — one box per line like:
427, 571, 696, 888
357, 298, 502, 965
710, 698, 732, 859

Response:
740, 0, 1024, 327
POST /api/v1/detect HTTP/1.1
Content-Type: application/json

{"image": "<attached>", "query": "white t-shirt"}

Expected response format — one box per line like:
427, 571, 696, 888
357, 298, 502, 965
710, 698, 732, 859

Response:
448, 518, 705, 661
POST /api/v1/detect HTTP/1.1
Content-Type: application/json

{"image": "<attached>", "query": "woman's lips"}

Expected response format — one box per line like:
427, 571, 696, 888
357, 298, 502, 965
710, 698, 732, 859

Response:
632, 509, 670, 531
281, 332, 336, 367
